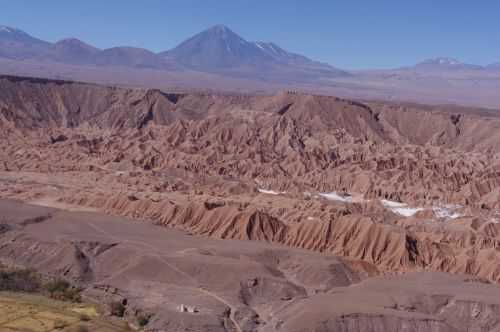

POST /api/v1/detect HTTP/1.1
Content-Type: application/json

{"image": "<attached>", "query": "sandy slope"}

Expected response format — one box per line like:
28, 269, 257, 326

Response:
3, 199, 500, 332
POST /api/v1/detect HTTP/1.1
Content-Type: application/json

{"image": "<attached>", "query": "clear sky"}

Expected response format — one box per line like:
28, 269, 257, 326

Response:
1, 0, 499, 69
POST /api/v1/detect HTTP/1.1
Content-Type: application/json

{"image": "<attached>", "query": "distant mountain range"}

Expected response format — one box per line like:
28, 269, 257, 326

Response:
410, 57, 484, 71
0, 24, 176, 69
405, 57, 499, 71
1, 24, 500, 109
0, 24, 348, 82
1, 24, 499, 75
160, 25, 334, 71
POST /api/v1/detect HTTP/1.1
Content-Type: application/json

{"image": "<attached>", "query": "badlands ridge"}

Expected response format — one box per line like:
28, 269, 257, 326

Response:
2, 75, 500, 331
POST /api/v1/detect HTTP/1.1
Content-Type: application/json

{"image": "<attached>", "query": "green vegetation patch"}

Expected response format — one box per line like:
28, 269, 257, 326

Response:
0, 292, 132, 332
0, 266, 132, 331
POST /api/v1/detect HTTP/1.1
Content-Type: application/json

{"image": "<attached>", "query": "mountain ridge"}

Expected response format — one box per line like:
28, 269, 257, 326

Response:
1, 24, 499, 70
0, 24, 347, 81
411, 57, 484, 71
1, 23, 499, 73
2, 24, 500, 109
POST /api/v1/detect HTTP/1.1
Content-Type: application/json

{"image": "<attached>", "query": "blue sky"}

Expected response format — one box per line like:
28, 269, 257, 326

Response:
1, 0, 499, 69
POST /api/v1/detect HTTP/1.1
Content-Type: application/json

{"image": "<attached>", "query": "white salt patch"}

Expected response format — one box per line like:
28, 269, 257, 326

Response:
381, 199, 423, 217
432, 206, 462, 219
382, 200, 462, 219
319, 192, 353, 203
391, 207, 424, 217
433, 205, 462, 219
258, 188, 285, 195
381, 199, 406, 208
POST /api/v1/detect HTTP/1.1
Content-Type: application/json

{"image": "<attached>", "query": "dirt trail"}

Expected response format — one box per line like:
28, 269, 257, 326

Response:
87, 222, 197, 284
198, 288, 243, 332
86, 221, 244, 332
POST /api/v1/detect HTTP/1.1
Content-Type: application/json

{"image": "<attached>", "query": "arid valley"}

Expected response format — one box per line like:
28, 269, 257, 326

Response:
2, 2, 500, 331
1, 74, 500, 331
